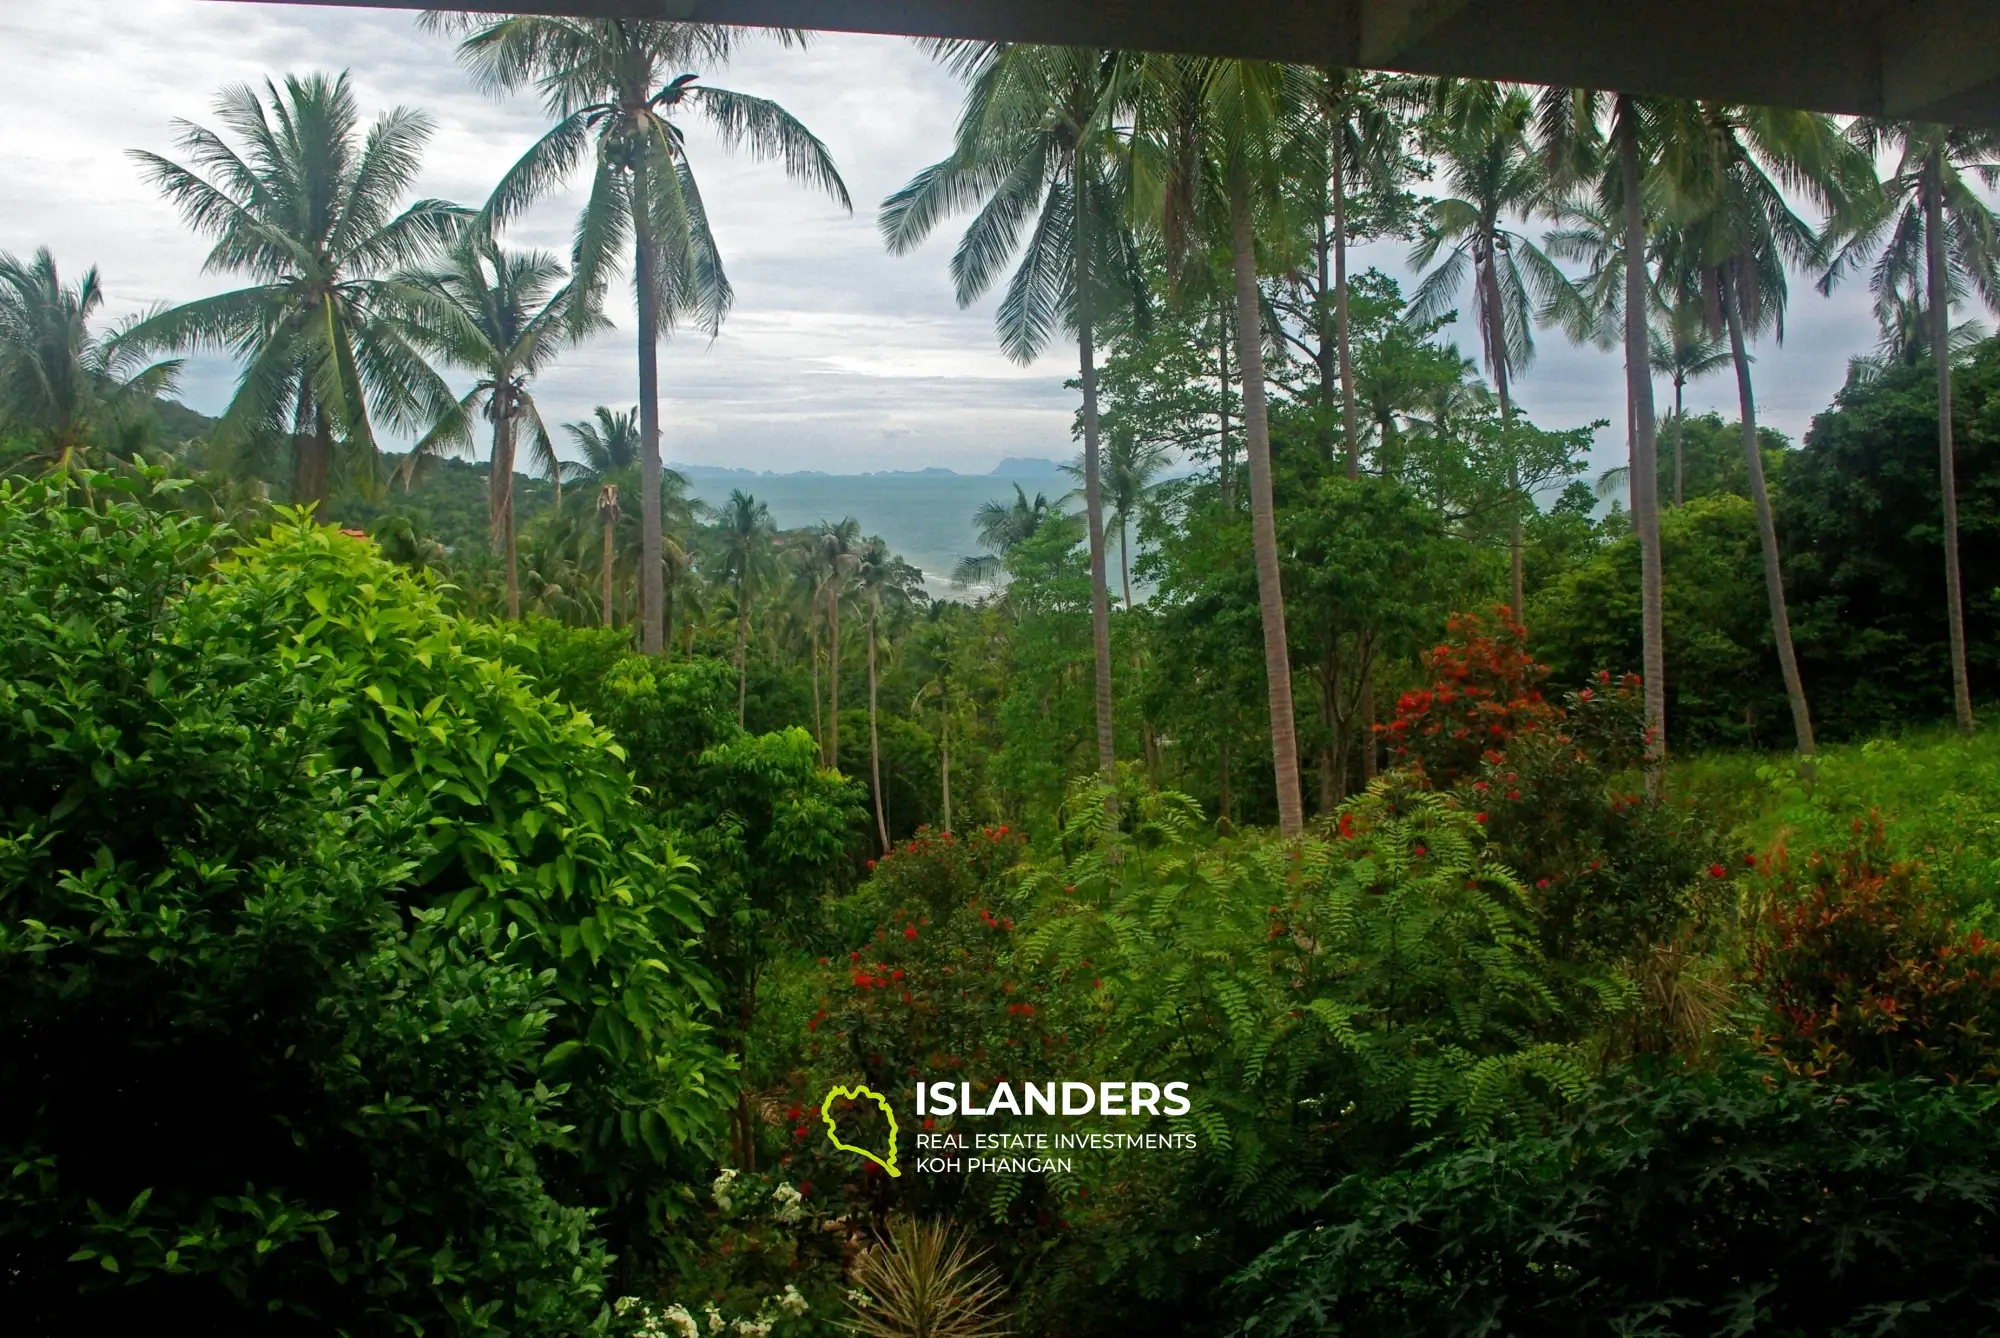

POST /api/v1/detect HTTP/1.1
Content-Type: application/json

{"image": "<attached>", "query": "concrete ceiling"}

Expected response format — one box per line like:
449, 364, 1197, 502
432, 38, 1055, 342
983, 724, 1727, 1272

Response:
266, 0, 2000, 124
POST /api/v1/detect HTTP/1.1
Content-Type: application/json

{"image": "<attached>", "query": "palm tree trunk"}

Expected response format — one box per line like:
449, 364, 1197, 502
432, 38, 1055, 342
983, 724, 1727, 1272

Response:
827, 582, 842, 768
1673, 377, 1686, 506
1617, 97, 1668, 779
1217, 308, 1234, 508
631, 157, 666, 657
869, 601, 889, 854
735, 588, 751, 726
292, 385, 329, 517
1120, 515, 1135, 609
1076, 163, 1117, 781
1927, 151, 1975, 735
1231, 173, 1306, 837
600, 507, 615, 627
1722, 263, 1814, 756
810, 620, 824, 762
1333, 115, 1361, 484
1480, 240, 1525, 624
492, 406, 521, 622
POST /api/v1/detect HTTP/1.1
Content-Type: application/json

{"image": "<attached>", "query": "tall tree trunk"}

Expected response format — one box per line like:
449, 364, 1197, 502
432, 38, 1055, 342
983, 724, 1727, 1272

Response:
1617, 97, 1668, 778
491, 403, 521, 622
632, 156, 666, 657
1927, 151, 1976, 735
1721, 263, 1815, 756
1230, 174, 1306, 837
1316, 209, 1338, 465
1333, 111, 1361, 483
1217, 736, 1231, 827
810, 619, 824, 762
1217, 308, 1234, 508
869, 601, 889, 853
1480, 238, 1524, 624
1119, 519, 1133, 611
1672, 377, 1686, 506
600, 500, 616, 627
1076, 163, 1117, 781
735, 585, 750, 727
292, 383, 329, 517
826, 582, 842, 768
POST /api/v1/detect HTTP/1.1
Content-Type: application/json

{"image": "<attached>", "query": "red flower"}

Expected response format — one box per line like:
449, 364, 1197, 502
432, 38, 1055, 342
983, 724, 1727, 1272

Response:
1710, 863, 1728, 878
905, 925, 918, 940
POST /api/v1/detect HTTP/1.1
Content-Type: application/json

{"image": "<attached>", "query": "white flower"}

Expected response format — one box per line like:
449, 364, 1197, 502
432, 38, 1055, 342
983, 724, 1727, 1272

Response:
704, 1302, 726, 1334
614, 1296, 640, 1317
711, 1167, 739, 1213
769, 1181, 804, 1223
732, 1321, 772, 1338
660, 1305, 700, 1338
846, 1287, 871, 1309
776, 1284, 809, 1316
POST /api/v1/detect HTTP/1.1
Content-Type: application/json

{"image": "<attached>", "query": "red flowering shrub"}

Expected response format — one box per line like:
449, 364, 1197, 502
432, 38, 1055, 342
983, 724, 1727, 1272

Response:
1380, 608, 1560, 785
1750, 820, 2000, 1083
1381, 612, 1728, 964
788, 825, 1082, 1223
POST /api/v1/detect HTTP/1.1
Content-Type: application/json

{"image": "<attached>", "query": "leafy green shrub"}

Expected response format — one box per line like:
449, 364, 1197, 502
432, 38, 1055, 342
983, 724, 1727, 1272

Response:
1231, 1066, 2000, 1337
0, 476, 691, 1333
1750, 821, 2000, 1083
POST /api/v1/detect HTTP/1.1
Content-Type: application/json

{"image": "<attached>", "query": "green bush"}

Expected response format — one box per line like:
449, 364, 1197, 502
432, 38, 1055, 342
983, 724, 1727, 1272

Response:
1231, 1066, 2000, 1337
0, 476, 724, 1333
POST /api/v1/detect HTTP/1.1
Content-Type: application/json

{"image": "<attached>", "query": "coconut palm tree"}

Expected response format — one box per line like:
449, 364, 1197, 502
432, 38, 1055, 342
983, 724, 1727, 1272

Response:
1537, 87, 1668, 773
1063, 432, 1168, 607
1649, 298, 1731, 505
1820, 120, 2000, 735
815, 517, 864, 767
566, 406, 640, 625
883, 42, 1145, 785
1408, 81, 1584, 621
1142, 54, 1312, 834
856, 536, 925, 852
126, 73, 467, 512
1846, 282, 1987, 382
953, 483, 1053, 589
437, 14, 850, 656
715, 489, 777, 723
1654, 101, 1875, 758
0, 250, 182, 472
401, 236, 596, 618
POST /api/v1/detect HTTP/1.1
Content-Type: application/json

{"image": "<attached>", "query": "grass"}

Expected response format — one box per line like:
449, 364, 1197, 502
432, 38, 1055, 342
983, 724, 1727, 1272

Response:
1674, 715, 2000, 925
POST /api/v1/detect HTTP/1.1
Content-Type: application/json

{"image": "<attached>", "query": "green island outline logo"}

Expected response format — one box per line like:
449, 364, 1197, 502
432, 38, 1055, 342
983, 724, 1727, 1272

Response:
819, 1084, 902, 1178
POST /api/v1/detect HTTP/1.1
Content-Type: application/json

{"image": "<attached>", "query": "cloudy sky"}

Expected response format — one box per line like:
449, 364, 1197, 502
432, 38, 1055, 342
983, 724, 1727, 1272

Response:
0, 0, 1886, 479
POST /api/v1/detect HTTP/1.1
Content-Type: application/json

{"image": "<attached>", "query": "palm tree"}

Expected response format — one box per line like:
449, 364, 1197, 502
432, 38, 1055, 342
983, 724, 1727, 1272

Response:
715, 489, 777, 724
1145, 54, 1310, 835
1846, 282, 1987, 382
814, 517, 864, 767
953, 483, 1053, 588
1821, 120, 2000, 735
1648, 298, 1730, 505
1658, 102, 1874, 758
1063, 432, 1167, 607
1313, 71, 1409, 480
1409, 81, 1583, 622
126, 73, 466, 512
1537, 87, 1668, 773
0, 250, 181, 471
856, 536, 924, 852
566, 406, 641, 625
883, 42, 1144, 785
401, 236, 594, 618
439, 15, 850, 656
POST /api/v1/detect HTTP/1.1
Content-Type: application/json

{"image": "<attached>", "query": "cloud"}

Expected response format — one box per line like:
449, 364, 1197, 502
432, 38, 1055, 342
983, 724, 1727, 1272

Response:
0, 0, 1884, 477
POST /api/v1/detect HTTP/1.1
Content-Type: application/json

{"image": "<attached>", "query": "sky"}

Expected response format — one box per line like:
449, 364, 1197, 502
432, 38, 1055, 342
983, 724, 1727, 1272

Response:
0, 0, 1889, 481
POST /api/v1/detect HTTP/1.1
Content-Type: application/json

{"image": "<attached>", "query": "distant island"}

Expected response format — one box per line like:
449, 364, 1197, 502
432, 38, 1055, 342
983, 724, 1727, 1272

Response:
672, 457, 1064, 480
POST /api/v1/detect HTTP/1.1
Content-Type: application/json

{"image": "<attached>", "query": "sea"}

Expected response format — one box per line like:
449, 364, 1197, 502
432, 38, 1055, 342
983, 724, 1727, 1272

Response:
681, 467, 1073, 600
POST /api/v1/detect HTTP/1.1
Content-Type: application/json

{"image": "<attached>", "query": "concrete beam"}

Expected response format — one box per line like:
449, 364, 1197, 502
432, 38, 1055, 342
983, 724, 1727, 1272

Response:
247, 0, 2000, 124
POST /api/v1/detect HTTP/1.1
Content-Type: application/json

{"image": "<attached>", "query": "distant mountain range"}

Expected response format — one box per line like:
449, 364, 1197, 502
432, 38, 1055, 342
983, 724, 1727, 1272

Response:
674, 456, 1064, 480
